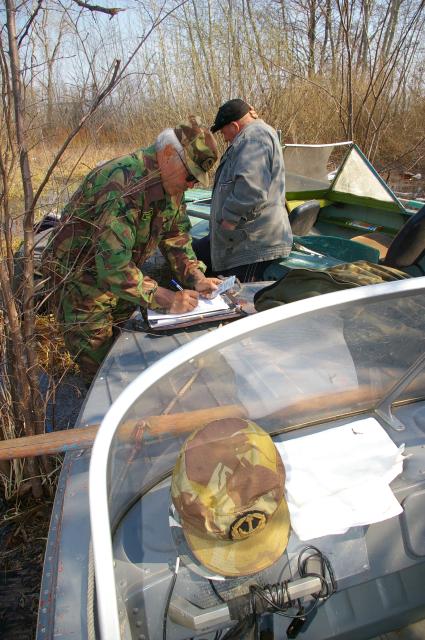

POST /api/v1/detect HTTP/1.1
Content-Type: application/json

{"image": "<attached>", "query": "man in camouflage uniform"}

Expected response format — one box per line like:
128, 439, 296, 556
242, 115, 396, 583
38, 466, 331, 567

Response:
46, 117, 220, 383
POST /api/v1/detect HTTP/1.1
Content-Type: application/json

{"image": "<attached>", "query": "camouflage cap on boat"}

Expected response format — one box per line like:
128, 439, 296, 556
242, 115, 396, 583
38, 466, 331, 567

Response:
171, 417, 290, 577
174, 115, 218, 186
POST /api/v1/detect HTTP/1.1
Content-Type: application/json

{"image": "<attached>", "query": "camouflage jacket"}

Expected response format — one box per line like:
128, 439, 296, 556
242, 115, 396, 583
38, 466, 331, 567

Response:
46, 145, 205, 309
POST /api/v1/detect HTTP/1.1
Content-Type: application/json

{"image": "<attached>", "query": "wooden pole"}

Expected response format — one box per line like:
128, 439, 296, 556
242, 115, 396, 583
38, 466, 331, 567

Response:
0, 404, 247, 461
0, 383, 385, 462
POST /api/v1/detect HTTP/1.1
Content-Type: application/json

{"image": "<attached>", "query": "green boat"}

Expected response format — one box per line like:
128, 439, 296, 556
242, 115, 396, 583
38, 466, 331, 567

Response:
186, 142, 425, 279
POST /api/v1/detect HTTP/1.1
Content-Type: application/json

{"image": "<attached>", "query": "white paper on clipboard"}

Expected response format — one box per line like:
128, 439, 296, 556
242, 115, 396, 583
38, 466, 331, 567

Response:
147, 294, 231, 327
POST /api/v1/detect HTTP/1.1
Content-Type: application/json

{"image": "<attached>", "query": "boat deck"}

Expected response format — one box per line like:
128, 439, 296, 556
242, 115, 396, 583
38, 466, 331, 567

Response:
37, 282, 425, 640
37, 286, 264, 639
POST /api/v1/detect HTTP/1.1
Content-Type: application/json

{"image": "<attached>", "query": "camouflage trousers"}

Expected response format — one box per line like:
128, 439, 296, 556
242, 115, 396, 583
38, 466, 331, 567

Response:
59, 281, 136, 384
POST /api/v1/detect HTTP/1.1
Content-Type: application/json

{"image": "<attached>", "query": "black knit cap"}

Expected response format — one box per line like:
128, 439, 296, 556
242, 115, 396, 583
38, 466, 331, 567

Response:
210, 99, 251, 133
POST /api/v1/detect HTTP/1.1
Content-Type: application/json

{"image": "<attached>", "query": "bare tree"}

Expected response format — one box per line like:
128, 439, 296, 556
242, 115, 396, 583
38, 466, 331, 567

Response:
0, 0, 188, 498
0, 0, 423, 500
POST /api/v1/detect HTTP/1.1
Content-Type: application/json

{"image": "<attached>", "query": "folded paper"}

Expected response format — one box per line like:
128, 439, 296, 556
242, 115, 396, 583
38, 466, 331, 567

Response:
275, 418, 404, 540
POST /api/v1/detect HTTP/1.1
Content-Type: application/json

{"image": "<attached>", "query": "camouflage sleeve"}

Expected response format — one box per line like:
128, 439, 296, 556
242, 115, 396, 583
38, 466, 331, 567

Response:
94, 203, 159, 309
159, 202, 206, 287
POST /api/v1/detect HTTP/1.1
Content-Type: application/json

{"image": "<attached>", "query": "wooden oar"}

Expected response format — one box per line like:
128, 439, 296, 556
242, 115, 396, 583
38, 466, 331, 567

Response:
0, 382, 398, 462
0, 404, 247, 461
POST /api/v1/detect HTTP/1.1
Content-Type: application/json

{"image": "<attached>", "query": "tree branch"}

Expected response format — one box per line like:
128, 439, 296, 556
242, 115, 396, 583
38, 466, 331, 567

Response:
31, 0, 189, 211
71, 0, 125, 18
32, 59, 121, 209
18, 0, 43, 47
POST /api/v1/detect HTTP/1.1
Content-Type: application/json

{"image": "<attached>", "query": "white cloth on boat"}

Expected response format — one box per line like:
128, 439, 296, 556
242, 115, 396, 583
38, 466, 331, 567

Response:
275, 417, 404, 540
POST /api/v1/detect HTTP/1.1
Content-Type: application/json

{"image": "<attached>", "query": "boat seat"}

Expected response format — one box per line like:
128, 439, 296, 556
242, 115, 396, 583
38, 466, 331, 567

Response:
288, 200, 321, 236
294, 234, 380, 263
352, 204, 425, 268
350, 232, 393, 260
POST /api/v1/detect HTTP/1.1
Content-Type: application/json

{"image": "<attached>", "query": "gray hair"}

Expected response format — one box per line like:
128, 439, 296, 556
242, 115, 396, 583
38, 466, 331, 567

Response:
155, 128, 185, 160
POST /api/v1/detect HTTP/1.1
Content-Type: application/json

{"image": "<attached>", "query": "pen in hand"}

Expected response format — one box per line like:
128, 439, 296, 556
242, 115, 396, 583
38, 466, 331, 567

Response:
170, 279, 184, 292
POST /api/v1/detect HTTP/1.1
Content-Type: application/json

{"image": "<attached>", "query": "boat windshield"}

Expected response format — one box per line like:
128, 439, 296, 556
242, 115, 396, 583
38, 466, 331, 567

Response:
284, 143, 404, 212
90, 278, 425, 639
284, 143, 343, 193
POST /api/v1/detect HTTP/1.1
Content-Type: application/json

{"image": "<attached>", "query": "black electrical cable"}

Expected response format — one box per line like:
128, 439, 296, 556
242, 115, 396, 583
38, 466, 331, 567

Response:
297, 545, 337, 598
220, 614, 256, 640
209, 579, 226, 603
208, 580, 252, 639
162, 556, 180, 640
250, 582, 309, 620
209, 546, 337, 639
163, 546, 336, 639
249, 545, 337, 622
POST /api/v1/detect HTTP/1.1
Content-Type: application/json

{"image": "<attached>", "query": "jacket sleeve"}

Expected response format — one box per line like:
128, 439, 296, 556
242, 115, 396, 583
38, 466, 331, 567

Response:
94, 202, 159, 308
159, 203, 206, 286
221, 137, 273, 224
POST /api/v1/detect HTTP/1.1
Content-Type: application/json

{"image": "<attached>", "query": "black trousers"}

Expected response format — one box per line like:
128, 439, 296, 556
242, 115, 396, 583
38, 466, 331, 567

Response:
192, 235, 275, 283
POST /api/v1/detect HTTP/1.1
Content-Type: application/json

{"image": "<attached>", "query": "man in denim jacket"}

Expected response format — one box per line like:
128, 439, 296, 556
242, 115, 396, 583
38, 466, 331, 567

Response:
193, 99, 292, 281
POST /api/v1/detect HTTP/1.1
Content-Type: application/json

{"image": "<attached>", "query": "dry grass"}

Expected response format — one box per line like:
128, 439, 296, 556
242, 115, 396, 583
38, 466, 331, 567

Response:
7, 140, 132, 220
8, 118, 423, 219
0, 312, 76, 501
35, 315, 79, 376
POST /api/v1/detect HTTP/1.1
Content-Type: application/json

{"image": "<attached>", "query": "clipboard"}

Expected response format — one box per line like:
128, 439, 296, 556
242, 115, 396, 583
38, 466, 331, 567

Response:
136, 292, 245, 332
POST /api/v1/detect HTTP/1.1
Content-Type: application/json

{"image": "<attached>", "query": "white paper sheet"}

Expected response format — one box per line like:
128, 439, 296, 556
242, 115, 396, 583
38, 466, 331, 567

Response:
275, 418, 405, 540
147, 294, 230, 326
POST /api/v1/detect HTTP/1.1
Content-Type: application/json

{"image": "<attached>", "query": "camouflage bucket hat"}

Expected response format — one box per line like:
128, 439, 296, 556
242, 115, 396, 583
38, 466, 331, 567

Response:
174, 115, 218, 187
171, 417, 290, 577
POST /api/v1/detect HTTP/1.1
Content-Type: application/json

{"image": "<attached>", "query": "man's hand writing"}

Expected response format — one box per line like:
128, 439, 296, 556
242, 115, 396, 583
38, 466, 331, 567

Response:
169, 289, 199, 313
153, 287, 199, 313
194, 277, 221, 299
